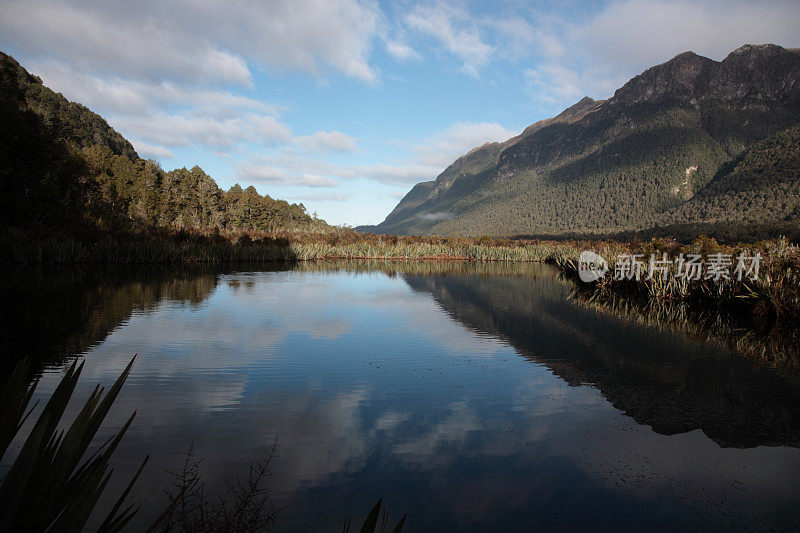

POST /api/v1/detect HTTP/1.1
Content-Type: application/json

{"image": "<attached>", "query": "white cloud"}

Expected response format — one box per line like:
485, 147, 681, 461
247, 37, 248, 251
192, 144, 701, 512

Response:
485, 16, 564, 61
30, 62, 149, 114
571, 0, 800, 68
398, 3, 560, 76
389, 190, 409, 199
354, 162, 444, 186
344, 121, 517, 186
414, 121, 516, 166
132, 141, 174, 160
405, 2, 493, 77
23, 60, 294, 155
418, 211, 452, 221
235, 164, 339, 188
30, 61, 279, 117
0, 0, 252, 86
524, 64, 583, 106
289, 192, 352, 203
386, 40, 421, 62
243, 120, 518, 189
113, 113, 292, 150
294, 131, 358, 153
0, 0, 383, 84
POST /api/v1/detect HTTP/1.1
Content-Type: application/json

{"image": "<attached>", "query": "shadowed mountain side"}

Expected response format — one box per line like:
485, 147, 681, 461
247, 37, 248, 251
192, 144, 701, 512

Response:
401, 266, 800, 448
0, 51, 331, 233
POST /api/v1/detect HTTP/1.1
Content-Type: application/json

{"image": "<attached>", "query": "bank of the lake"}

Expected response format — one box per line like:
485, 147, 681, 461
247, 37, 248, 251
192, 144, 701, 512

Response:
3, 229, 800, 322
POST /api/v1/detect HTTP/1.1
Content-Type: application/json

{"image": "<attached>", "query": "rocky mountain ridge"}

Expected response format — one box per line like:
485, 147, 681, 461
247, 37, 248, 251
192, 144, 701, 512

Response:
368, 44, 800, 238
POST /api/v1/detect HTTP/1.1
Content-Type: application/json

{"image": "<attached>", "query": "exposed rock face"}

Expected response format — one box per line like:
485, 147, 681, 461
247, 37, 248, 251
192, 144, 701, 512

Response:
610, 44, 800, 105
610, 51, 716, 105
367, 44, 800, 237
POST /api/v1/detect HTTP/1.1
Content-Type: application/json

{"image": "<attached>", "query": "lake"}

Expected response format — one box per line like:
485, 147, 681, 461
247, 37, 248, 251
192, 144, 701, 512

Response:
3, 262, 800, 531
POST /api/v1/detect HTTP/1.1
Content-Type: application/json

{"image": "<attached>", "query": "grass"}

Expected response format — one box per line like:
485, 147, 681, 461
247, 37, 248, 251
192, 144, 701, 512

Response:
0, 228, 568, 264
556, 236, 800, 321
3, 226, 799, 319
343, 499, 406, 533
568, 288, 800, 372
0, 356, 145, 531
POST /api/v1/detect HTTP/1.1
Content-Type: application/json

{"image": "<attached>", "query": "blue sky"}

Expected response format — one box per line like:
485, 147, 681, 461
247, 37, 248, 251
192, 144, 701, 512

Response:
1, 0, 799, 226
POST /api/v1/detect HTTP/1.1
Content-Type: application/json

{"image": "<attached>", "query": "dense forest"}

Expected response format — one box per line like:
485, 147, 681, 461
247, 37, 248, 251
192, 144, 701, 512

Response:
370, 44, 800, 240
0, 52, 330, 235
658, 124, 800, 225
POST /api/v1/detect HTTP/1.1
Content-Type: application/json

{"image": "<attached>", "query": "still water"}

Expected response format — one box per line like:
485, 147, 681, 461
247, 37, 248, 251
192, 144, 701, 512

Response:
3, 262, 800, 531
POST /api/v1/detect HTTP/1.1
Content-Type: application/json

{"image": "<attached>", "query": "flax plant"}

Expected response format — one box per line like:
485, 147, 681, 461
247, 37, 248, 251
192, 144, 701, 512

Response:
0, 356, 146, 532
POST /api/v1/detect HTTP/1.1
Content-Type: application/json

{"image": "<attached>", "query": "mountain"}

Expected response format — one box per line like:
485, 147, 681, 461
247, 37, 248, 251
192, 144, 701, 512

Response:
0, 51, 329, 234
370, 44, 800, 238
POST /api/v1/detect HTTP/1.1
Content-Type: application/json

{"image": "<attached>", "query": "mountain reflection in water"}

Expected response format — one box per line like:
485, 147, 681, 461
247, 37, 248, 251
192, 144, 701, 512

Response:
401, 265, 800, 448
2, 262, 799, 531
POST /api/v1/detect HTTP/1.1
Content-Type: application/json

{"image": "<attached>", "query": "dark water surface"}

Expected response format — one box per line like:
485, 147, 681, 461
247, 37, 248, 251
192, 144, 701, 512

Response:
3, 262, 800, 531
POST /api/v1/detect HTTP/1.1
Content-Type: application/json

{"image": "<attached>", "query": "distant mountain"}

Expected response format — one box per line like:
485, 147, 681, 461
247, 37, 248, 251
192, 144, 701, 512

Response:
0, 51, 329, 233
369, 44, 800, 239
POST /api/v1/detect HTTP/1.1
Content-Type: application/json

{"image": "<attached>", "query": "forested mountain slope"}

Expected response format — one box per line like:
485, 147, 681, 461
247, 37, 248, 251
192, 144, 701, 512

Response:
0, 52, 329, 233
658, 124, 800, 226
370, 44, 800, 238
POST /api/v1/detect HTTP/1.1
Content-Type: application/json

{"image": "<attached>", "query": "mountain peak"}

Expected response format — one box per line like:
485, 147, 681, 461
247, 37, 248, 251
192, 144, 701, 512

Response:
564, 96, 597, 113
727, 43, 785, 58
609, 50, 714, 104
609, 44, 800, 106
372, 44, 800, 237
519, 95, 603, 138
670, 50, 703, 62
721, 43, 791, 72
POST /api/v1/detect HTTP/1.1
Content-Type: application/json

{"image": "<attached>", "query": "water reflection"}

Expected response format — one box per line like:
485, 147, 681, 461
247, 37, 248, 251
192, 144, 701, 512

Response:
401, 266, 800, 449
3, 262, 800, 531
0, 265, 230, 378
567, 287, 800, 372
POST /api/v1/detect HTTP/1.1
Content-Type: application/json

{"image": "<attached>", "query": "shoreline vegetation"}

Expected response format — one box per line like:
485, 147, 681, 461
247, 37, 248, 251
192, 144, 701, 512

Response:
569, 287, 800, 373
2, 227, 799, 323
